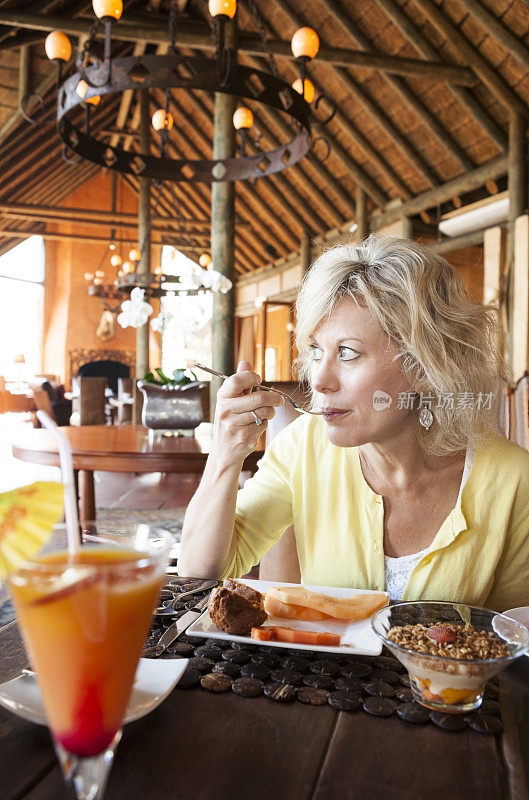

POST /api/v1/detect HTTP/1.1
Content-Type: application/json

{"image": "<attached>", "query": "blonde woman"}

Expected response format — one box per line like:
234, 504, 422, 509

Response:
179, 236, 529, 611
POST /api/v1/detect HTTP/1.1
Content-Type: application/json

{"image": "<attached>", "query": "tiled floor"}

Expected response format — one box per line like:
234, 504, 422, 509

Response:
0, 414, 201, 509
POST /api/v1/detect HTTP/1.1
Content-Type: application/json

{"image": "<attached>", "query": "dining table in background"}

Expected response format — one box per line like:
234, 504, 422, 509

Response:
9, 425, 264, 520
1, 614, 529, 800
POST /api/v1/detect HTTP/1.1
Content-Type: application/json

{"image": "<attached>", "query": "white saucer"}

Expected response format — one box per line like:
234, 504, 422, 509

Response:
503, 606, 529, 642
0, 658, 188, 726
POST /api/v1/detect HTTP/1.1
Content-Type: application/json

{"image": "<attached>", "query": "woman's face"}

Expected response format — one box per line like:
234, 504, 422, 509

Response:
310, 296, 415, 448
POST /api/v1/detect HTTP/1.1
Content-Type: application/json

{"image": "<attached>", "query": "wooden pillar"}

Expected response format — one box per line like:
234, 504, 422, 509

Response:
134, 90, 151, 423
300, 229, 311, 275
512, 215, 529, 381
483, 226, 506, 306
210, 18, 237, 417
507, 112, 528, 369
356, 186, 367, 241
18, 46, 29, 106
259, 301, 267, 379
401, 216, 413, 240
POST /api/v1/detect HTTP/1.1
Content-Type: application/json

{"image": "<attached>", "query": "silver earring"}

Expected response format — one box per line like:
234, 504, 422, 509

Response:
419, 407, 434, 430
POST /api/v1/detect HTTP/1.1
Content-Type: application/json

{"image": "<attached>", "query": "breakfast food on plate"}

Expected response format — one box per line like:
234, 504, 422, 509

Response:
264, 586, 388, 622
251, 625, 341, 647
386, 621, 509, 708
208, 579, 267, 635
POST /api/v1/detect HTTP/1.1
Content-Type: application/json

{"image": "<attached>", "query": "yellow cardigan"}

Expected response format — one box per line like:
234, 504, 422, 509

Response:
227, 415, 529, 611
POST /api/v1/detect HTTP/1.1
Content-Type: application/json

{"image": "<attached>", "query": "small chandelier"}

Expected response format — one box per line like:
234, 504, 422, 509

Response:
84, 245, 141, 305
45, 0, 323, 182
114, 248, 232, 329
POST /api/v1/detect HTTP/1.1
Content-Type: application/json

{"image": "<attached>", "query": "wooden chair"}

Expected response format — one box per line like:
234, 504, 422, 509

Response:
33, 389, 56, 423
79, 377, 107, 425
258, 381, 309, 583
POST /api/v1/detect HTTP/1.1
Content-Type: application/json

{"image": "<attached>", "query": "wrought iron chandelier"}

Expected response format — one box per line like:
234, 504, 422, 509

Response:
45, 0, 325, 182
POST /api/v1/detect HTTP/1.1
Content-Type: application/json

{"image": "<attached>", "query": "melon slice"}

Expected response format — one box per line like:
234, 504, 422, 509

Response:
266, 586, 388, 622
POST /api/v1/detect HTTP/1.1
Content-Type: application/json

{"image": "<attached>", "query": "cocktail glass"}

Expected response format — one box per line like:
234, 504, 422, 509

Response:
7, 524, 171, 800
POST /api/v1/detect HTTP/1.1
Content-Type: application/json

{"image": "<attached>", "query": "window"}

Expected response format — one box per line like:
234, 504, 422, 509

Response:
159, 246, 213, 375
0, 236, 45, 378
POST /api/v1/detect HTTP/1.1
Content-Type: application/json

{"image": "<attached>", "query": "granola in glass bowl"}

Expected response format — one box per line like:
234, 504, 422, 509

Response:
371, 602, 529, 713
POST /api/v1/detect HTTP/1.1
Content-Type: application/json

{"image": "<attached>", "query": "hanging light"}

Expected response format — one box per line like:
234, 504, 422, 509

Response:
199, 253, 212, 268
84, 272, 94, 282
122, 260, 134, 274
93, 276, 103, 286
129, 248, 141, 263
208, 0, 237, 19
45, 31, 72, 63
152, 109, 174, 131
291, 27, 320, 60
233, 107, 253, 157
154, 265, 164, 276
94, 270, 105, 278
292, 78, 315, 104
92, 0, 123, 21
110, 253, 122, 268
291, 27, 319, 88
233, 107, 253, 131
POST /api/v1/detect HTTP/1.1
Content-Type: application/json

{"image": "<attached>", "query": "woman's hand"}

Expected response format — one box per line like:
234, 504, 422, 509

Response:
213, 361, 284, 466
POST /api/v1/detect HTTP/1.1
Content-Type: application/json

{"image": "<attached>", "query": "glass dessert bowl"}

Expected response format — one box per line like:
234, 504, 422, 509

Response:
371, 601, 529, 714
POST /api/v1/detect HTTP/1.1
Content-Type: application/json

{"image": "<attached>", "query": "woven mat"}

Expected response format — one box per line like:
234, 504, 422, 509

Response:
0, 508, 186, 628
146, 581, 503, 735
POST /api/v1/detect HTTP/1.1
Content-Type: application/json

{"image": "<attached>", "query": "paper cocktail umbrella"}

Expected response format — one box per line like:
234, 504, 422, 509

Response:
0, 482, 64, 577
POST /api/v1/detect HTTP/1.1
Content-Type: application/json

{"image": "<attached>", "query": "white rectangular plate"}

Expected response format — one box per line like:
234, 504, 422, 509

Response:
186, 579, 386, 656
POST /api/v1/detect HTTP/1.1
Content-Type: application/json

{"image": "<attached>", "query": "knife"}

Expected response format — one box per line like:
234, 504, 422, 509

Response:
143, 593, 211, 657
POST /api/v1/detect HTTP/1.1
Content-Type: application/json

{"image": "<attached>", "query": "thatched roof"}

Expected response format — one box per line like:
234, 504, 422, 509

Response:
0, 0, 527, 273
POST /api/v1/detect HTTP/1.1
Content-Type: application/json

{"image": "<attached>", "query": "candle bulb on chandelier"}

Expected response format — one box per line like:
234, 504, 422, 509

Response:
45, 31, 72, 63
291, 27, 319, 85
292, 78, 315, 104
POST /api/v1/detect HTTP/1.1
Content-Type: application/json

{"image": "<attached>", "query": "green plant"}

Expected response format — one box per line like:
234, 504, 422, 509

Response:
142, 367, 198, 387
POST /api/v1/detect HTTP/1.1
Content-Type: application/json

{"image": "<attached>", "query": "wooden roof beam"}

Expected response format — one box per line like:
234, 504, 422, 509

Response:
227, 2, 415, 199
320, 0, 475, 173
374, 0, 507, 152
370, 154, 507, 229
459, 0, 529, 78
416, 0, 528, 119
282, 0, 443, 186
0, 66, 56, 146
0, 30, 45, 51
0, 227, 199, 247
0, 12, 477, 84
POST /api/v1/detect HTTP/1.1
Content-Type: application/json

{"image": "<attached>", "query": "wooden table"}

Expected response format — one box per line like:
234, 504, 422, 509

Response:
1, 617, 528, 800
9, 425, 263, 520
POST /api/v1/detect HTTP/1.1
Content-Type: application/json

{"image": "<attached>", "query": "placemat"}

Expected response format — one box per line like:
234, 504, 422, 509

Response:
145, 580, 503, 735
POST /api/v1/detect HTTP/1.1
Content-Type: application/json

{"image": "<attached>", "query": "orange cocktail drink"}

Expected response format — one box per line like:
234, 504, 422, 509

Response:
9, 542, 168, 758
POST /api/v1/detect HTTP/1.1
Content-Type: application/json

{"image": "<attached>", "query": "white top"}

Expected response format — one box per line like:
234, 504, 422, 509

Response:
384, 443, 475, 601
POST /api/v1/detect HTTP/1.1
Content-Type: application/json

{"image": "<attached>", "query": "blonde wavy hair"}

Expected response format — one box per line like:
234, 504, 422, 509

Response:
295, 235, 509, 457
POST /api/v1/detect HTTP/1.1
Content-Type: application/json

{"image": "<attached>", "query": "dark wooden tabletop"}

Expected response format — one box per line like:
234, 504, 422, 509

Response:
9, 425, 264, 475
1, 619, 528, 800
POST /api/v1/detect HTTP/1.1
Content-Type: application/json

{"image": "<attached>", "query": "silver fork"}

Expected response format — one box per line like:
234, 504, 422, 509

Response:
193, 363, 324, 415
